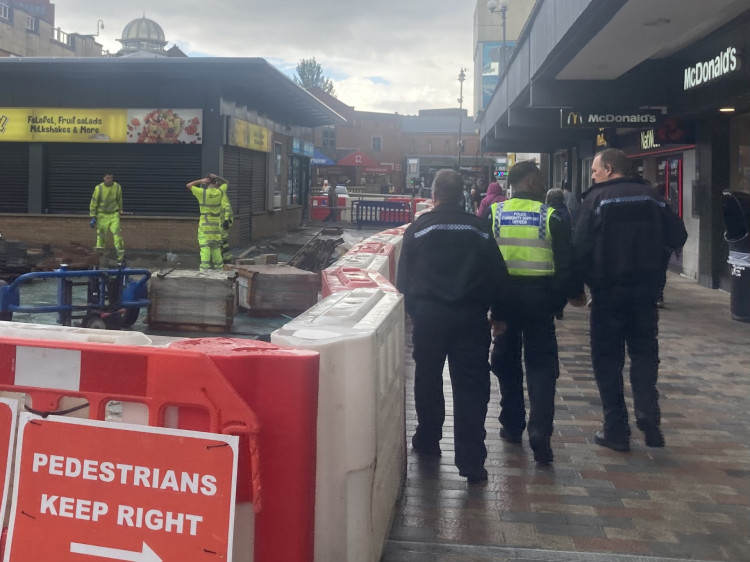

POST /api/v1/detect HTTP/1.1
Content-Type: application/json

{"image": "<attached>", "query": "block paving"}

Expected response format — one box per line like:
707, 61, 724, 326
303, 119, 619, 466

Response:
383, 274, 750, 561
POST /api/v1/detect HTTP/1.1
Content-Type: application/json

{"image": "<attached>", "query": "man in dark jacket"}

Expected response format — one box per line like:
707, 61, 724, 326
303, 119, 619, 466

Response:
488, 161, 581, 464
396, 169, 509, 483
573, 148, 687, 452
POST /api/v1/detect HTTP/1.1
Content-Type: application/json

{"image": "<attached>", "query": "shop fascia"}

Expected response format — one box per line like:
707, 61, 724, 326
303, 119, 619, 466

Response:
683, 47, 740, 91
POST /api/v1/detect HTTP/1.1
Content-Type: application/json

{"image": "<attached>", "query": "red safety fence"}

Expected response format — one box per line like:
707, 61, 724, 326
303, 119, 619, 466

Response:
0, 338, 263, 558
169, 338, 320, 562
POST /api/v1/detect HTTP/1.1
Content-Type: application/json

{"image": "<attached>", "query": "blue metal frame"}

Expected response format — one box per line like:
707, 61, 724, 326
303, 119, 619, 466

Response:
0, 266, 151, 326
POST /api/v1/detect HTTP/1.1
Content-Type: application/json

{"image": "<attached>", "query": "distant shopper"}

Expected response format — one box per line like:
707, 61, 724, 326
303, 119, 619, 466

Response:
397, 169, 509, 483
488, 161, 580, 464
652, 181, 674, 307
89, 172, 125, 264
573, 148, 687, 452
545, 188, 572, 231
185, 175, 231, 270
476, 181, 507, 219
325, 182, 338, 222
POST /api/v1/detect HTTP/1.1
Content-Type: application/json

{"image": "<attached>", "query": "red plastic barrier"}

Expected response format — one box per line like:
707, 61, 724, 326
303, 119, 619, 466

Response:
321, 266, 397, 298
0, 338, 262, 559
169, 338, 320, 562
348, 241, 397, 283
310, 195, 347, 221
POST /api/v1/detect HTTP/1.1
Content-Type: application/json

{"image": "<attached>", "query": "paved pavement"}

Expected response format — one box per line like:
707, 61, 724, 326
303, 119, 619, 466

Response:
383, 273, 750, 562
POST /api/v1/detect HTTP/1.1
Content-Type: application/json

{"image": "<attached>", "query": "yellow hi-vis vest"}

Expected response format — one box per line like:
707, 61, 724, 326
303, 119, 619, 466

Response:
89, 182, 122, 216
491, 198, 554, 276
190, 185, 224, 241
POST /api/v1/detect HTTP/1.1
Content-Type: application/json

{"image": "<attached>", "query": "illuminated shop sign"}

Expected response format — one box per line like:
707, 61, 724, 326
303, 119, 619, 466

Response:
561, 109, 661, 128
683, 47, 740, 90
0, 108, 203, 143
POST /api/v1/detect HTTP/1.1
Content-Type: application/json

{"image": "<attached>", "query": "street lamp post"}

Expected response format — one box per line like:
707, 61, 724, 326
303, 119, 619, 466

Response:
457, 68, 466, 172
487, 0, 510, 74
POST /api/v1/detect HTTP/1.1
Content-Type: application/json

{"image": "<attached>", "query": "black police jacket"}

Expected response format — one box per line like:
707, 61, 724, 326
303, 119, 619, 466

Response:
396, 203, 509, 318
573, 176, 688, 291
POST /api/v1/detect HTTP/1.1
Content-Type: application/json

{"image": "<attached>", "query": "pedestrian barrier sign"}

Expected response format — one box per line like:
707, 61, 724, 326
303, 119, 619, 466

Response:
0, 398, 18, 529
3, 413, 238, 562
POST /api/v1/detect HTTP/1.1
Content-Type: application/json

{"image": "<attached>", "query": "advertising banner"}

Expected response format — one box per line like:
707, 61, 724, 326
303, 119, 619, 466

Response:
228, 117, 271, 152
0, 108, 203, 144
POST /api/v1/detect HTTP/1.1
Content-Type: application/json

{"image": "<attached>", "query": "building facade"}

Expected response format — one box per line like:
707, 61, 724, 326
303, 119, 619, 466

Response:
0, 0, 102, 57
477, 0, 750, 292
0, 57, 342, 251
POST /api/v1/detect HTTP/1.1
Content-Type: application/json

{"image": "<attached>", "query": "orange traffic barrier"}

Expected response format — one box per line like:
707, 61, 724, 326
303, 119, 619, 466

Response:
0, 338, 261, 561
169, 338, 320, 562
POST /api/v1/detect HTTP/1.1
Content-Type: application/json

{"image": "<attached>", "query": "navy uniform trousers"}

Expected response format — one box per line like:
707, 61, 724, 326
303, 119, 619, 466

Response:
411, 300, 491, 472
590, 284, 661, 440
490, 284, 559, 441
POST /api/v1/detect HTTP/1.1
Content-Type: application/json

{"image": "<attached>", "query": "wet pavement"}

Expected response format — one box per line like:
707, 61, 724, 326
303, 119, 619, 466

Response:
384, 273, 750, 562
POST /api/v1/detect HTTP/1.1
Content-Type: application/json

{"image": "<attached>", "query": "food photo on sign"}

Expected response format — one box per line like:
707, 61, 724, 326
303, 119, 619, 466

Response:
126, 109, 203, 144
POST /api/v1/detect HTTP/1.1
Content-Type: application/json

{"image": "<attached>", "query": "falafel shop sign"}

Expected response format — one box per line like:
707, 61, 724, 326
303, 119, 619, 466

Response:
0, 108, 203, 144
3, 413, 238, 562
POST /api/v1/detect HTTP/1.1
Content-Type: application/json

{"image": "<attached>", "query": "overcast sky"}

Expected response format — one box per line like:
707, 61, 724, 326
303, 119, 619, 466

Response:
54, 0, 477, 116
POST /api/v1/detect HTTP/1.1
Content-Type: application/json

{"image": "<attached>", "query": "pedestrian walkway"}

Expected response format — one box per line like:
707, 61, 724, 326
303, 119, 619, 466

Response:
384, 274, 750, 561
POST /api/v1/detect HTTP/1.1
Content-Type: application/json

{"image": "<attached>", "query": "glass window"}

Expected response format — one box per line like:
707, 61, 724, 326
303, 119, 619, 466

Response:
730, 113, 750, 194
322, 126, 336, 148
0, 4, 9, 20
26, 16, 35, 30
372, 136, 382, 152
273, 142, 283, 209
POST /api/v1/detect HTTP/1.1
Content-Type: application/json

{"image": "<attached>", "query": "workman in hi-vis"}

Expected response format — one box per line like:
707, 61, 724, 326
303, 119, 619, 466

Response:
185, 174, 231, 271
488, 160, 582, 465
89, 172, 125, 263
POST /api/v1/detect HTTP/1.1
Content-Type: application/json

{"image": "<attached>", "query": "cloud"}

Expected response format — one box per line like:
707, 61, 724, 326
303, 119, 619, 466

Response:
53, 0, 476, 115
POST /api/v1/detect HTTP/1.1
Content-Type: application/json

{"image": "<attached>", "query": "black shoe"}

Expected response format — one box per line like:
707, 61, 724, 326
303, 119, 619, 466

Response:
500, 427, 522, 444
529, 434, 553, 464
641, 426, 665, 447
459, 467, 488, 483
594, 431, 630, 452
411, 434, 441, 456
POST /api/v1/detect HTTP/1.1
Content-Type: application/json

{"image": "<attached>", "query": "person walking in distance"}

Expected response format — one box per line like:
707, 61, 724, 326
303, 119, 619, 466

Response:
573, 148, 687, 451
397, 169, 509, 483
325, 181, 338, 222
89, 172, 125, 264
185, 174, 230, 271
488, 161, 581, 464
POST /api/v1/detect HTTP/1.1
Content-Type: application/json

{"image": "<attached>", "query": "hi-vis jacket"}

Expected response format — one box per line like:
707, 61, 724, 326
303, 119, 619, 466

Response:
89, 182, 123, 217
190, 185, 229, 241
490, 198, 554, 276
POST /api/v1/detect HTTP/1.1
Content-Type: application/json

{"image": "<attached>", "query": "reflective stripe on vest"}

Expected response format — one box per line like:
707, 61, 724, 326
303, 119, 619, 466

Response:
491, 199, 554, 276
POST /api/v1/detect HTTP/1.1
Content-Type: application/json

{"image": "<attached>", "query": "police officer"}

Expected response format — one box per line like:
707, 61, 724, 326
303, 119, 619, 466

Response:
185, 175, 230, 270
397, 169, 509, 483
488, 160, 580, 464
574, 148, 687, 451
89, 172, 125, 264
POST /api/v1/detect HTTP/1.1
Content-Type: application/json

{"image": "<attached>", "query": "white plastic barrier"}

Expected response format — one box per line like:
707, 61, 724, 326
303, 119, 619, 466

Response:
329, 251, 391, 282
0, 320, 173, 346
271, 288, 406, 562
361, 232, 404, 273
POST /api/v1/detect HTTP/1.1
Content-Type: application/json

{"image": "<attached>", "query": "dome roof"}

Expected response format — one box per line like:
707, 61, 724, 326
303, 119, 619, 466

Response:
121, 17, 165, 42
117, 17, 168, 55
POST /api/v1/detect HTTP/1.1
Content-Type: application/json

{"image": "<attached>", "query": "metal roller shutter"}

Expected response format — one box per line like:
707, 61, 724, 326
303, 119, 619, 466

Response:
223, 146, 267, 244
0, 144, 30, 213
45, 144, 202, 215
